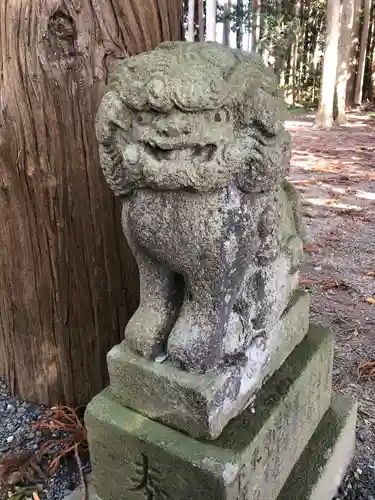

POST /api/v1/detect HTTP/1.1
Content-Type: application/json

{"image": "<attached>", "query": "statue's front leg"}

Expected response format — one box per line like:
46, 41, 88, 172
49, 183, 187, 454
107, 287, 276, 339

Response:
122, 200, 182, 359
167, 273, 246, 374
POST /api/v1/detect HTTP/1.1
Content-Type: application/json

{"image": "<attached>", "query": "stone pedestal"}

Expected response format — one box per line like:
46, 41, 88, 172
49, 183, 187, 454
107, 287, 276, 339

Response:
86, 326, 355, 500
106, 290, 309, 439
85, 41, 356, 500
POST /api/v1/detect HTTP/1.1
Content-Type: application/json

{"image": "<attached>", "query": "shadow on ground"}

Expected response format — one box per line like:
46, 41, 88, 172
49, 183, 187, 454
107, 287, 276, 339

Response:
287, 111, 375, 500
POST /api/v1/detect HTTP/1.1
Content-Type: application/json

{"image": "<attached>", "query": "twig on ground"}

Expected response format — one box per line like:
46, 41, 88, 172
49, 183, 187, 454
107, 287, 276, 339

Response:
33, 406, 88, 473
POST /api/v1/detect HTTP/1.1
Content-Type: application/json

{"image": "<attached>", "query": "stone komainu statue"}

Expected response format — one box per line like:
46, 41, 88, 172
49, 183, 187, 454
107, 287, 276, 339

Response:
96, 42, 302, 374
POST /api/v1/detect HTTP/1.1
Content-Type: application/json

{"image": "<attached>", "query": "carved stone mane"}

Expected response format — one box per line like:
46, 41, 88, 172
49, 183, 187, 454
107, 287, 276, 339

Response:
97, 41, 291, 196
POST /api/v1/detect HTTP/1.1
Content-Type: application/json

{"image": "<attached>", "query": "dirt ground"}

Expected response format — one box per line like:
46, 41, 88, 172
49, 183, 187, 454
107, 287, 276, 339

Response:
287, 111, 375, 499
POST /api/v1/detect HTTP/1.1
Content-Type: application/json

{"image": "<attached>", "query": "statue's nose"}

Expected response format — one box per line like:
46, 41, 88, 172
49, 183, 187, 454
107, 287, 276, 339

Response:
154, 118, 180, 137
154, 117, 191, 138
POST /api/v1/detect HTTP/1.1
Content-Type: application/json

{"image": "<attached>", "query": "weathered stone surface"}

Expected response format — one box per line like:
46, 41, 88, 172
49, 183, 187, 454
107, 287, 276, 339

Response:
86, 325, 333, 500
64, 478, 100, 500
278, 394, 357, 500
96, 41, 301, 376
108, 290, 309, 439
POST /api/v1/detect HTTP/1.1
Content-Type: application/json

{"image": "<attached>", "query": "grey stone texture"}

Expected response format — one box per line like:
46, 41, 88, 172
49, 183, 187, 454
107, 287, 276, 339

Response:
85, 325, 333, 500
96, 41, 302, 379
108, 289, 309, 439
278, 394, 357, 500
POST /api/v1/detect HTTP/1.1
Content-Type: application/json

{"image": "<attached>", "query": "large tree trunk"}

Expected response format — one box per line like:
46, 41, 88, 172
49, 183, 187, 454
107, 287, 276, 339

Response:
315, 0, 341, 128
354, 0, 372, 104
0, 0, 182, 406
336, 0, 356, 124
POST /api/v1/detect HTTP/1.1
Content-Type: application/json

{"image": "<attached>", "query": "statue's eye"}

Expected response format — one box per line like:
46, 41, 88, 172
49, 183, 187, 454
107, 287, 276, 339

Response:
137, 115, 144, 123
214, 112, 222, 122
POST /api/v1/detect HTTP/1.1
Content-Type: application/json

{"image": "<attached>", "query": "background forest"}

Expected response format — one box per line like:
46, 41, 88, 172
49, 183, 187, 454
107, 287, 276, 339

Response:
185, 0, 375, 128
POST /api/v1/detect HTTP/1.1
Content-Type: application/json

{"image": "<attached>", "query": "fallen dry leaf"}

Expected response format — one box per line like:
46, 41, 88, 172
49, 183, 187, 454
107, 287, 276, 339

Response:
320, 278, 349, 291
310, 165, 339, 173
323, 235, 340, 242
292, 178, 318, 186
303, 244, 318, 253
358, 361, 375, 378
325, 198, 340, 206
299, 279, 315, 286
0, 451, 45, 487
366, 297, 375, 305
364, 271, 375, 277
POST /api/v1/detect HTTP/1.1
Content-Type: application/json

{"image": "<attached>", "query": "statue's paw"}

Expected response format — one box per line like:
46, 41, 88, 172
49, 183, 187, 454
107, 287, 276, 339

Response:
167, 305, 221, 373
124, 305, 174, 359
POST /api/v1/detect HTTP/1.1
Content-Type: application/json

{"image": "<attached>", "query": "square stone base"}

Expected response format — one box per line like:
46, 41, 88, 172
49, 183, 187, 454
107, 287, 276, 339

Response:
278, 394, 357, 500
107, 290, 309, 439
85, 325, 333, 500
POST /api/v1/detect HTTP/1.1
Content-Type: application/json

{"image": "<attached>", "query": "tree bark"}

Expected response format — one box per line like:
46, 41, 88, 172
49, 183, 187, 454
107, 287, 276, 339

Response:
363, 1, 375, 100
354, 0, 371, 104
297, 0, 305, 102
188, 0, 196, 41
311, 16, 323, 104
346, 0, 363, 105
369, 5, 375, 98
206, 0, 217, 41
288, 0, 300, 105
251, 0, 261, 51
0, 0, 182, 406
223, 0, 232, 45
315, 0, 341, 128
198, 0, 205, 41
237, 0, 244, 49
273, 0, 284, 80
336, 0, 356, 123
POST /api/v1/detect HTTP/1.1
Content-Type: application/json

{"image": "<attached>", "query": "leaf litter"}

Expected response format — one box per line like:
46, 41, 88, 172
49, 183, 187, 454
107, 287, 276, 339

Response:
288, 111, 375, 500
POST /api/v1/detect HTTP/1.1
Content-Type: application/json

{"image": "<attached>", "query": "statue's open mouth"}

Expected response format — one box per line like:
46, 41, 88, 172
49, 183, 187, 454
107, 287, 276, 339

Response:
142, 141, 218, 162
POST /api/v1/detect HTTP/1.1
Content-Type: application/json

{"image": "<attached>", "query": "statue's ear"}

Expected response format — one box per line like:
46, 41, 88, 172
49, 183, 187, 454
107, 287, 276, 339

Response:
248, 88, 286, 138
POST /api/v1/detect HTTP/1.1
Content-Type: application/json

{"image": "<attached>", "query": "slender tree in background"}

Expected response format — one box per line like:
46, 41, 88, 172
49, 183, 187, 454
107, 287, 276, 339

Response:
237, 0, 244, 48
346, 0, 363, 105
274, 0, 285, 80
354, 0, 372, 104
336, 0, 356, 123
363, 1, 375, 99
206, 0, 217, 40
251, 0, 260, 51
198, 0, 205, 41
369, 6, 375, 98
315, 0, 341, 128
223, 0, 232, 45
297, 0, 307, 101
188, 0, 196, 40
0, 0, 182, 406
289, 0, 301, 104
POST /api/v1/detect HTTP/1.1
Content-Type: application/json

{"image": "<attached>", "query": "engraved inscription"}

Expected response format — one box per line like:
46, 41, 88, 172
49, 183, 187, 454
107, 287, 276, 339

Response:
129, 454, 169, 500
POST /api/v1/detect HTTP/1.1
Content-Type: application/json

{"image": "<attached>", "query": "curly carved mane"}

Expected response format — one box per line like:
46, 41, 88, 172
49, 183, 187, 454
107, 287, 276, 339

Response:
96, 42, 290, 196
